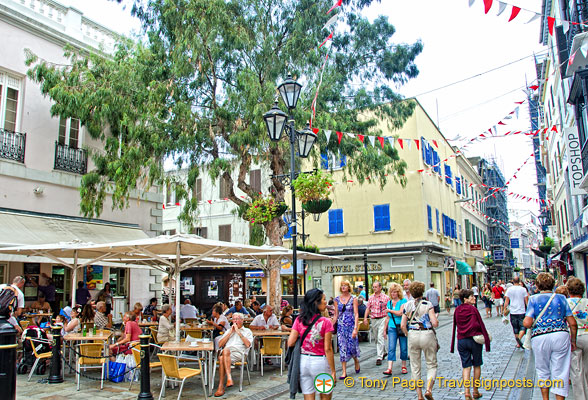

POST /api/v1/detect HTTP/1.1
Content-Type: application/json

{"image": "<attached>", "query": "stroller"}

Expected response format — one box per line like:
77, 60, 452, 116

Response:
17, 326, 51, 376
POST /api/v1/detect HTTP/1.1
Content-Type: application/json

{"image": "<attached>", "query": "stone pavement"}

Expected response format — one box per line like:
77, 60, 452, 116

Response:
14, 307, 555, 400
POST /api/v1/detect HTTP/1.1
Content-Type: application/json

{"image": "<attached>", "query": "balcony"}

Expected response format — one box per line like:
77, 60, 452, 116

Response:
0, 129, 26, 163
54, 142, 87, 174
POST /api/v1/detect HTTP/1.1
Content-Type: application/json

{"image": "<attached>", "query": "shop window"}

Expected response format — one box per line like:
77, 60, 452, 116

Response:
373, 204, 390, 232
328, 209, 344, 235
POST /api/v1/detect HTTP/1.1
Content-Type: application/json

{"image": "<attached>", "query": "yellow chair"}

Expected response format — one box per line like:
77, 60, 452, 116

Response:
76, 343, 107, 390
183, 329, 203, 340
260, 337, 283, 376
150, 327, 164, 345
157, 353, 207, 400
81, 321, 95, 331
183, 318, 198, 325
20, 320, 31, 330
129, 343, 162, 390
26, 337, 52, 382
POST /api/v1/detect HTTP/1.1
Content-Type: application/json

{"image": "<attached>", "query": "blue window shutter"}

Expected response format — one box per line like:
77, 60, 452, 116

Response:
436, 209, 440, 233
328, 210, 337, 234
426, 143, 433, 165
452, 220, 456, 239
374, 205, 390, 231
284, 225, 292, 239
336, 209, 343, 234
321, 153, 329, 170
339, 154, 347, 168
442, 214, 446, 235
382, 205, 390, 230
374, 206, 381, 231
421, 137, 427, 164
427, 205, 432, 230
456, 177, 461, 195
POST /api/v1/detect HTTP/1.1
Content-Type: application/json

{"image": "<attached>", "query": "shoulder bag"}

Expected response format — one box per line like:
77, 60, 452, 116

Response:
285, 314, 320, 364
523, 292, 556, 350
389, 300, 405, 337
409, 299, 440, 351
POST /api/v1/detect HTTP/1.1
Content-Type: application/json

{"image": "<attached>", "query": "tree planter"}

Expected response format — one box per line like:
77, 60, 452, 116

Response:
302, 199, 332, 214
539, 245, 552, 254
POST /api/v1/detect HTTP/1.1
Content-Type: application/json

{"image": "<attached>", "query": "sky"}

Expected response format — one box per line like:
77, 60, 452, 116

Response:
65, 0, 546, 217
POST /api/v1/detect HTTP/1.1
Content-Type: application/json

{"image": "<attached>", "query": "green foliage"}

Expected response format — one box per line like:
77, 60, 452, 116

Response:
25, 0, 422, 245
292, 170, 334, 203
542, 237, 555, 247
243, 197, 287, 225
297, 244, 320, 253
249, 224, 266, 246
484, 256, 494, 266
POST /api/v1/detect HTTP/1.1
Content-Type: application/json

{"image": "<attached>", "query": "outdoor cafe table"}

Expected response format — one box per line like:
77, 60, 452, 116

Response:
250, 330, 289, 369
138, 321, 158, 327
63, 331, 112, 374
161, 340, 215, 389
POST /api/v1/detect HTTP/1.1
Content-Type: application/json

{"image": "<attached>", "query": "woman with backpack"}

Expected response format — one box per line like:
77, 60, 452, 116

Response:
287, 288, 336, 399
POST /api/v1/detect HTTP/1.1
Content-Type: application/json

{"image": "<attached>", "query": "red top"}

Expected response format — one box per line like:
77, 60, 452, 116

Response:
125, 320, 142, 342
450, 304, 491, 353
492, 285, 504, 299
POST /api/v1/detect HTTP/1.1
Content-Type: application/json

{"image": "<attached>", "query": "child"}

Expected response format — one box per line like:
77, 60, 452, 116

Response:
444, 293, 451, 313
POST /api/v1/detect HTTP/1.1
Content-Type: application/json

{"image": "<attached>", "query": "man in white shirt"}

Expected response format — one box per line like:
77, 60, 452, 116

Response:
180, 299, 199, 320
249, 305, 280, 330
214, 313, 253, 397
0, 276, 25, 334
403, 279, 413, 301
472, 285, 479, 306
503, 276, 529, 348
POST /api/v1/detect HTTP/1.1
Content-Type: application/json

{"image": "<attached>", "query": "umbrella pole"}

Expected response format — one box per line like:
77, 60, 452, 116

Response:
71, 251, 78, 307
175, 242, 181, 342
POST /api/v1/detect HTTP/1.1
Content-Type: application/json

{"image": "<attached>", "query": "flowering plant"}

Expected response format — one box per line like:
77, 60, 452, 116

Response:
292, 170, 334, 203
243, 196, 287, 224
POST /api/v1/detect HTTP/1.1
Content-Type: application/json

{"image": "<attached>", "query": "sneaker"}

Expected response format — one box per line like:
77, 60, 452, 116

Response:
376, 358, 382, 366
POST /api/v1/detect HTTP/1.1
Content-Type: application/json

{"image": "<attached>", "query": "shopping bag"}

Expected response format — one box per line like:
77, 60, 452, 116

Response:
124, 354, 138, 382
109, 355, 127, 383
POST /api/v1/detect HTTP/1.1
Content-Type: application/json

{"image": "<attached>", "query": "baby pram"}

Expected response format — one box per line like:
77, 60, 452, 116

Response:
17, 326, 51, 376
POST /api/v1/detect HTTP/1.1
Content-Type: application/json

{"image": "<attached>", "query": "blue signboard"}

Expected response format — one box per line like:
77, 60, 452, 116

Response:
509, 259, 515, 266
494, 250, 505, 260
510, 238, 520, 248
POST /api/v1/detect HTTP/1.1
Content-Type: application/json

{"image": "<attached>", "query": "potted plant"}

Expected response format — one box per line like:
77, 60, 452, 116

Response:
539, 236, 554, 254
484, 256, 494, 267
296, 244, 320, 253
243, 196, 287, 225
292, 170, 334, 214
513, 267, 521, 272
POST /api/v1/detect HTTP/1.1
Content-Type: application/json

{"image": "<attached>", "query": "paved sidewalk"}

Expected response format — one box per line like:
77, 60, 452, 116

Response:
15, 307, 538, 400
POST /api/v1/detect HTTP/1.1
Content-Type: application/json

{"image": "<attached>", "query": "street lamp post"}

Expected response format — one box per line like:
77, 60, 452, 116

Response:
538, 213, 548, 271
264, 75, 317, 310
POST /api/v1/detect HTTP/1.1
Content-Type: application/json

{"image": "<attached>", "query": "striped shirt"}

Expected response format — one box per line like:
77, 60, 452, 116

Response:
367, 292, 390, 318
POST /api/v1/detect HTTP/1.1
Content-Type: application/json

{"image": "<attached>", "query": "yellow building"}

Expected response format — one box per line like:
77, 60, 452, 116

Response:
298, 101, 477, 299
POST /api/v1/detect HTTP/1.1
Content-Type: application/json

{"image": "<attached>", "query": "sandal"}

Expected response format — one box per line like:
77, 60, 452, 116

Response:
401, 366, 408, 374
472, 391, 482, 399
424, 391, 434, 400
383, 369, 392, 376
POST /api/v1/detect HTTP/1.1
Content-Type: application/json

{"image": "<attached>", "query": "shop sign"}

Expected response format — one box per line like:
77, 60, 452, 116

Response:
427, 261, 439, 267
565, 127, 585, 196
470, 244, 482, 251
322, 263, 383, 274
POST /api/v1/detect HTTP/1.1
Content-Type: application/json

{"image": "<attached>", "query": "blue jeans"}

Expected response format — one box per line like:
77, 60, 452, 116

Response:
387, 326, 408, 361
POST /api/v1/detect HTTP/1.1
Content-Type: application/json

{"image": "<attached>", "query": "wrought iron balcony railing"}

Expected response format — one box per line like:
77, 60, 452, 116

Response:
0, 129, 26, 163
54, 141, 87, 174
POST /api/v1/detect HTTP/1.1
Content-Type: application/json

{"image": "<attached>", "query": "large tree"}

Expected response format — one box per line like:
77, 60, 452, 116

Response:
26, 0, 422, 308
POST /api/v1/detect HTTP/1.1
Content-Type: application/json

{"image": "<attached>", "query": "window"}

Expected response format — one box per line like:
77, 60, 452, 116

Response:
564, 200, 569, 232
432, 150, 440, 174
219, 175, 231, 199
426, 205, 432, 231
472, 225, 477, 244
321, 151, 347, 170
455, 177, 461, 195
250, 169, 261, 194
191, 226, 207, 238
328, 209, 344, 234
421, 137, 432, 165
444, 164, 453, 186
219, 224, 231, 242
442, 214, 447, 236
0, 72, 22, 131
436, 209, 440, 233
192, 178, 202, 202
465, 219, 471, 242
374, 204, 391, 232
459, 224, 462, 242
58, 117, 80, 148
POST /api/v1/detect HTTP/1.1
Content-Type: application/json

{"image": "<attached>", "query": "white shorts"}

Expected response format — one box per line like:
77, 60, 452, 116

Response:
300, 354, 328, 394
221, 348, 245, 363
494, 298, 503, 306
531, 332, 570, 397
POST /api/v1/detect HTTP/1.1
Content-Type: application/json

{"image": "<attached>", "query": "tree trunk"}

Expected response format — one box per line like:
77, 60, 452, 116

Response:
265, 216, 284, 312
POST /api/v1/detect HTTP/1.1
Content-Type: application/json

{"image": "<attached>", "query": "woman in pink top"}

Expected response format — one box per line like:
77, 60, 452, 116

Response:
288, 289, 336, 399
109, 311, 141, 358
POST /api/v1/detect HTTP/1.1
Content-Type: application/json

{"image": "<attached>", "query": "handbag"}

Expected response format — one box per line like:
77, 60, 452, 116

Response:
389, 300, 405, 337
473, 332, 492, 345
523, 292, 557, 350
285, 314, 320, 365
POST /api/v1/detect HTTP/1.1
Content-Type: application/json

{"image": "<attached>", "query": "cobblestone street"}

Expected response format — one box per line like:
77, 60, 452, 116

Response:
15, 305, 562, 400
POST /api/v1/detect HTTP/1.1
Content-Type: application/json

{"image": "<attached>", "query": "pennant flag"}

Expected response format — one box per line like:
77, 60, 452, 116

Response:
327, 0, 342, 14
563, 20, 570, 33
570, 49, 578, 66
483, 0, 493, 14
526, 13, 541, 24
496, 1, 507, 16
319, 32, 333, 48
469, 0, 475, 7
407, 140, 413, 150
324, 14, 339, 30
492, 125, 497, 135
378, 136, 385, 149
515, 101, 524, 104
498, 121, 506, 125
548, 16, 555, 35
508, 6, 521, 22
387, 137, 395, 147
415, 139, 420, 150
551, 125, 558, 132
432, 139, 439, 148
207, 200, 212, 204
581, 42, 588, 58
515, 106, 519, 118
357, 134, 365, 143
312, 128, 319, 135
336, 131, 343, 144
529, 85, 539, 90
324, 130, 332, 143
368, 136, 376, 147
345, 132, 354, 138
398, 138, 404, 149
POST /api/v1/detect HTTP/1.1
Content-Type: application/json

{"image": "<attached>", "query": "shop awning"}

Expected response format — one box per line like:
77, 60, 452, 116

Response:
0, 210, 148, 248
474, 262, 487, 273
456, 260, 473, 275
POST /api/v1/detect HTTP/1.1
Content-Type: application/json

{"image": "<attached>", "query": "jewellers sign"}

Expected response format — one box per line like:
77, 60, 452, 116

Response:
565, 127, 585, 196
322, 263, 383, 274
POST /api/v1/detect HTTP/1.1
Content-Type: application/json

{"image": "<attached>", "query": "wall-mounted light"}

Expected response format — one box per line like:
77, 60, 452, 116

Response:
33, 187, 44, 195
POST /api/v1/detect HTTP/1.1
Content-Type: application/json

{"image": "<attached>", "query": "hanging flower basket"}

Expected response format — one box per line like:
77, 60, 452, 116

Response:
539, 245, 552, 254
243, 197, 287, 225
302, 199, 332, 214
275, 203, 288, 217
